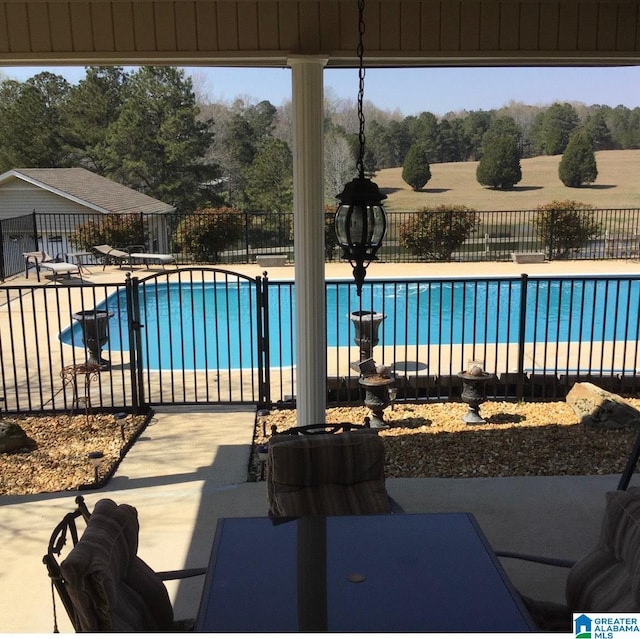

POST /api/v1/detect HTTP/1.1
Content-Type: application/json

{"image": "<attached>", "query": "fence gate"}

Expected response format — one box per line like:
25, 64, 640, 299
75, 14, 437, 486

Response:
127, 267, 269, 408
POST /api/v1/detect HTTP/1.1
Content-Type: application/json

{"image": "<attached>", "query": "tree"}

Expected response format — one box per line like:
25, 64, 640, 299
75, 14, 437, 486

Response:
480, 116, 521, 154
402, 144, 431, 190
0, 72, 71, 170
173, 207, 244, 262
558, 130, 598, 187
434, 118, 465, 162
244, 138, 293, 213
539, 102, 580, 155
406, 111, 439, 158
324, 131, 355, 202
476, 135, 522, 189
534, 200, 601, 259
399, 205, 478, 261
62, 66, 128, 171
462, 110, 494, 160
583, 110, 612, 150
100, 67, 217, 213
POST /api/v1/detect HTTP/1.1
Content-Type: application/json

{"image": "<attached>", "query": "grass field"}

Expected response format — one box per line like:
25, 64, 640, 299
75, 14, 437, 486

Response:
379, 149, 640, 212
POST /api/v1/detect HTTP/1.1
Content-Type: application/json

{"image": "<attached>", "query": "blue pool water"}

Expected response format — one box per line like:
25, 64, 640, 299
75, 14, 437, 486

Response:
59, 279, 640, 370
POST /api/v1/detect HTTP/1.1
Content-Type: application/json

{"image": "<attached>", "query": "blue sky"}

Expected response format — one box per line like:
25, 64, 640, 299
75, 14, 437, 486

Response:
2, 65, 639, 116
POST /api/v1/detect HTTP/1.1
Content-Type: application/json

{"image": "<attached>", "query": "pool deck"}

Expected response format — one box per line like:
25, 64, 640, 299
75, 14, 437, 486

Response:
6, 254, 640, 287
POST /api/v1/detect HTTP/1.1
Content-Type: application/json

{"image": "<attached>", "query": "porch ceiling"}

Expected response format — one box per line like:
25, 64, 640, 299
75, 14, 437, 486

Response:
0, 1, 639, 68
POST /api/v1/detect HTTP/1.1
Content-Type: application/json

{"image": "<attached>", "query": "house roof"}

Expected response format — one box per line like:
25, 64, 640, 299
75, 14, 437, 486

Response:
0, 168, 175, 215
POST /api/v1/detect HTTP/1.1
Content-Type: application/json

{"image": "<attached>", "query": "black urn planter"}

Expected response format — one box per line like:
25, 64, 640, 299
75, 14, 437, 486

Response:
457, 369, 495, 424
349, 310, 386, 364
73, 310, 114, 370
359, 375, 395, 428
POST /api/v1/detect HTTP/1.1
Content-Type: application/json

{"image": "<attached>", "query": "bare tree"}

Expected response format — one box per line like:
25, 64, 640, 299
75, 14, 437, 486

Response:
324, 132, 355, 202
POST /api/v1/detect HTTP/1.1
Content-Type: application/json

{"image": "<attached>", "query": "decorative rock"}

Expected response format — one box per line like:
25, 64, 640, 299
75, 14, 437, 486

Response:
0, 420, 36, 453
566, 382, 640, 429
376, 365, 392, 378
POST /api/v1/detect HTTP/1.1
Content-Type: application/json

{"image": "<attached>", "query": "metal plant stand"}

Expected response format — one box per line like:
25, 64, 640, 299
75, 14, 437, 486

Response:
61, 363, 102, 425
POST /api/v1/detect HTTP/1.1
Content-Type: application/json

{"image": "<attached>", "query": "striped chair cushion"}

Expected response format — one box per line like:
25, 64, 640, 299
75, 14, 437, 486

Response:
515, 488, 640, 631
566, 487, 640, 613
267, 431, 392, 517
60, 499, 174, 631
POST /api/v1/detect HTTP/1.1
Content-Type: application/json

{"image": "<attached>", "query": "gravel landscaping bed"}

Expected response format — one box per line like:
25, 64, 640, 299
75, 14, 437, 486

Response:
250, 399, 640, 480
0, 412, 149, 496
3, 399, 639, 496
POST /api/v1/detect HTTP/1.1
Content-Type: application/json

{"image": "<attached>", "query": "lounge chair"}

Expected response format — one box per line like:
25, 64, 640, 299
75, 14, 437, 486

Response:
128, 250, 177, 270
93, 244, 177, 270
23, 251, 81, 282
43, 496, 206, 632
92, 244, 142, 269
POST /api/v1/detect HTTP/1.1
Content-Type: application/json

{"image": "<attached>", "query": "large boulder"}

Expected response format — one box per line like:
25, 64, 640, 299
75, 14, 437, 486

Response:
566, 382, 640, 430
0, 420, 36, 453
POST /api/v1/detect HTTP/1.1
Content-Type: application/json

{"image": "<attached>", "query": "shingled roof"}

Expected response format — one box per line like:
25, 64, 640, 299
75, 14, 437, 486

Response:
0, 168, 175, 215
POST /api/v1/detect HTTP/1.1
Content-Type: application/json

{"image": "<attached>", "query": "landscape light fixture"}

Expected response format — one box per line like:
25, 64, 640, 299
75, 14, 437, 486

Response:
334, 0, 387, 297
114, 412, 127, 441
88, 450, 104, 483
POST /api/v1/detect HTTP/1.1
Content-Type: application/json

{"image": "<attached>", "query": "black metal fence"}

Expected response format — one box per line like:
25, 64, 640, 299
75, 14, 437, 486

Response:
3, 207, 640, 280
0, 268, 270, 414
2, 269, 640, 414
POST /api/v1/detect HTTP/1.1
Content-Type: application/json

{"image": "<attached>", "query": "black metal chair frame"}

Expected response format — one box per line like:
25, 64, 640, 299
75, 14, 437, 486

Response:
43, 496, 91, 632
42, 495, 206, 632
273, 420, 371, 437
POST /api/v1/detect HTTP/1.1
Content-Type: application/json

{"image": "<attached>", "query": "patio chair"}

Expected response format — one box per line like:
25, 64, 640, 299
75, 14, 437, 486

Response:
43, 495, 206, 632
23, 251, 81, 282
266, 429, 402, 517
496, 487, 640, 631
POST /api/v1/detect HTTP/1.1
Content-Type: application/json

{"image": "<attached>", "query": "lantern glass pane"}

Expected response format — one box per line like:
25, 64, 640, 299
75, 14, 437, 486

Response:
370, 205, 387, 245
335, 204, 349, 245
350, 205, 366, 244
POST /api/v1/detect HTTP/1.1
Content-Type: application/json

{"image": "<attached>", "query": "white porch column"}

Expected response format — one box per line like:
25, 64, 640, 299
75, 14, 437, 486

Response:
289, 56, 327, 426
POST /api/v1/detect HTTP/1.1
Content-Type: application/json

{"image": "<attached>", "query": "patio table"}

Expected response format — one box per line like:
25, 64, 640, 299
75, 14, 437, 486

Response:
64, 251, 94, 274
195, 512, 534, 632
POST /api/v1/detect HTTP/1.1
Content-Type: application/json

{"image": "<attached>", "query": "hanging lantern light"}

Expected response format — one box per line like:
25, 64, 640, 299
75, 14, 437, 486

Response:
335, 0, 387, 297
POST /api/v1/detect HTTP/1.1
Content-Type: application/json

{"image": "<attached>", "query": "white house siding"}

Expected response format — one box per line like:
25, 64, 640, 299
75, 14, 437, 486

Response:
1, 178, 173, 267
0, 181, 97, 258
0, 181, 97, 219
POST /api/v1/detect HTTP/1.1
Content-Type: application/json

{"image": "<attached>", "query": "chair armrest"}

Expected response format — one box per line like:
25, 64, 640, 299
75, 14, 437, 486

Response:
495, 550, 575, 568
126, 245, 146, 254
156, 567, 206, 581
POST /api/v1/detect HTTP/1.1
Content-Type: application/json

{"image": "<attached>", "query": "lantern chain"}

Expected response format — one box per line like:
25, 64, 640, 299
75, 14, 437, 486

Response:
356, 0, 366, 179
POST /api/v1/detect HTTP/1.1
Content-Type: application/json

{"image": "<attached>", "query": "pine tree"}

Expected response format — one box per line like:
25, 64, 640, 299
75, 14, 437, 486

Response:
401, 144, 431, 190
476, 135, 522, 189
558, 130, 598, 187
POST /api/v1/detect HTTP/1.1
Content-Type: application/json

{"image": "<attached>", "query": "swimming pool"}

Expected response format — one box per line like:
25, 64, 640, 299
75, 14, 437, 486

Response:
59, 278, 640, 370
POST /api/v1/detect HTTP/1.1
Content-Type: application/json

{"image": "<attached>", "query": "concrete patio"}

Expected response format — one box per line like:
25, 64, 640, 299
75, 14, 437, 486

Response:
1, 402, 637, 633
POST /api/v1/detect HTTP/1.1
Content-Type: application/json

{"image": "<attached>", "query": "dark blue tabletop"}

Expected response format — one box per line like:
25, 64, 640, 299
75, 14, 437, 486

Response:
195, 512, 534, 632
